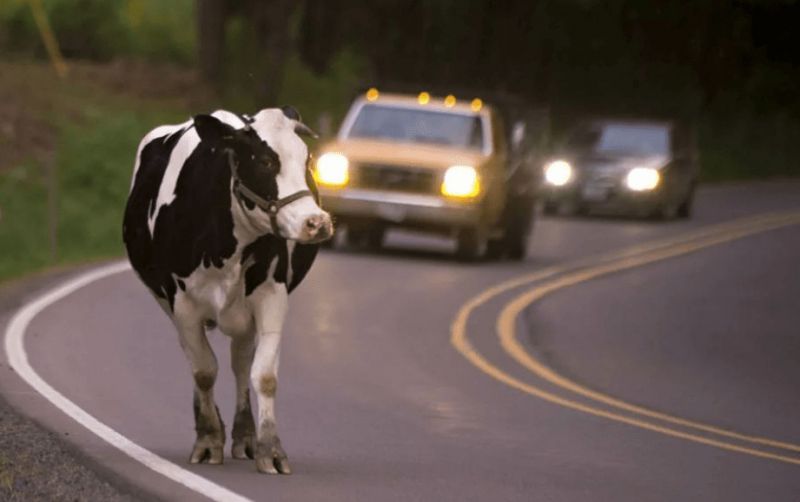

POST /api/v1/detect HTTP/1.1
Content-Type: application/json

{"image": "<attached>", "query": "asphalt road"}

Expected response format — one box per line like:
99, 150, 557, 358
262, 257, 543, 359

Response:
2, 180, 800, 501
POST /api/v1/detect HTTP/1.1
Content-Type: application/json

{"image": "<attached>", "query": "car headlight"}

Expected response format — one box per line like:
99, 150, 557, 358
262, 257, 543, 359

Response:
625, 167, 660, 191
441, 165, 480, 198
544, 160, 572, 186
315, 152, 349, 187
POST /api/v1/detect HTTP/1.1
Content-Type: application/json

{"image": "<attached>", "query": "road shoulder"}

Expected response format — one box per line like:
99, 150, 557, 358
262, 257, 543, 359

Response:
0, 263, 150, 501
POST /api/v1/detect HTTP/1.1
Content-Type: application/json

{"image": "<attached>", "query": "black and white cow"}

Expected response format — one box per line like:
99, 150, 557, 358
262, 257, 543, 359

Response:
122, 107, 332, 474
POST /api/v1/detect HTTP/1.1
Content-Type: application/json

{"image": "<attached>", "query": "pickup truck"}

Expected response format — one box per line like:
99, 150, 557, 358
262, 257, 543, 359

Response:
313, 89, 539, 260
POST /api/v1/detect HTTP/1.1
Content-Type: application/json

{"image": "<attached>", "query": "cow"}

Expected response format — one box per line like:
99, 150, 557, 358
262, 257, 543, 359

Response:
122, 106, 333, 474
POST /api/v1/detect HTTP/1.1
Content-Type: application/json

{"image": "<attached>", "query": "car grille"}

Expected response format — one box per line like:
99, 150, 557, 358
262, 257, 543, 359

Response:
580, 164, 624, 187
354, 164, 439, 194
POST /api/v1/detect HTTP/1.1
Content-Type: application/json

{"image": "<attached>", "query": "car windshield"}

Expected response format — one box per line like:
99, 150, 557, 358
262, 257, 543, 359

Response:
567, 123, 670, 156
347, 104, 484, 150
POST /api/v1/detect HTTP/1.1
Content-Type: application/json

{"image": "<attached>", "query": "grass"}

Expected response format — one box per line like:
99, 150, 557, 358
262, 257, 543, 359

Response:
0, 55, 364, 284
0, 60, 198, 282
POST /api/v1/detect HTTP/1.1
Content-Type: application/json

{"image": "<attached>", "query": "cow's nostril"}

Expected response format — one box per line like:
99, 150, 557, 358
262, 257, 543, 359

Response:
305, 217, 320, 230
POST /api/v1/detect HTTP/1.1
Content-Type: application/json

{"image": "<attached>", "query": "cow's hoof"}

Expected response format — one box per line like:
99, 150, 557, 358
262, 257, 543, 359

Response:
255, 455, 291, 475
190, 443, 224, 465
255, 442, 291, 474
232, 437, 255, 460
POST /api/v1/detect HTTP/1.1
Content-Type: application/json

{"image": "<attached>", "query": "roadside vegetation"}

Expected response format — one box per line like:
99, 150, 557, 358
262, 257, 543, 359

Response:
0, 1, 361, 282
0, 0, 798, 283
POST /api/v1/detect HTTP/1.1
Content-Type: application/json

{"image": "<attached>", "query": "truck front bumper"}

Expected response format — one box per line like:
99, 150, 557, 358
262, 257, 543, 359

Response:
320, 188, 482, 229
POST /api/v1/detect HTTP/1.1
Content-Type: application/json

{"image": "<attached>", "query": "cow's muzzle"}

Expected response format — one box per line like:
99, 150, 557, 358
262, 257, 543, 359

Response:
301, 213, 334, 243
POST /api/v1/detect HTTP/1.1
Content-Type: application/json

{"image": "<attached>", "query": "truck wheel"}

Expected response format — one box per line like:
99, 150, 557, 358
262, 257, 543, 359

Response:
347, 227, 385, 251
505, 233, 528, 261
651, 202, 678, 221
346, 228, 366, 248
456, 228, 487, 262
485, 238, 505, 260
504, 199, 534, 260
542, 201, 559, 215
365, 227, 385, 251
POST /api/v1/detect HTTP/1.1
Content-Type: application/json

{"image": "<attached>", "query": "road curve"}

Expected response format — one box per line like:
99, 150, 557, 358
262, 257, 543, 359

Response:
2, 180, 800, 501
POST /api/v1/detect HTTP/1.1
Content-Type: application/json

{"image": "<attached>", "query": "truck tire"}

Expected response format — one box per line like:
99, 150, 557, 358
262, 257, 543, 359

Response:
485, 238, 505, 260
456, 228, 487, 262
542, 201, 559, 215
347, 226, 385, 251
505, 233, 528, 261
504, 197, 534, 260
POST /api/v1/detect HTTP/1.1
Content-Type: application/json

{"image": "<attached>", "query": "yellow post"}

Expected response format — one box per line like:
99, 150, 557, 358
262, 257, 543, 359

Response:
27, 0, 68, 78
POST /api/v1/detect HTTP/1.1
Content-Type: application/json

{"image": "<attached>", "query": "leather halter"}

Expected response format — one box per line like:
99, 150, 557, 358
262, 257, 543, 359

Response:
232, 169, 313, 238
226, 144, 313, 239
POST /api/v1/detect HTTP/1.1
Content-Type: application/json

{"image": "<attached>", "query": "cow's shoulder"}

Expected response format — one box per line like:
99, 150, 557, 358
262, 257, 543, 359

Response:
124, 113, 247, 311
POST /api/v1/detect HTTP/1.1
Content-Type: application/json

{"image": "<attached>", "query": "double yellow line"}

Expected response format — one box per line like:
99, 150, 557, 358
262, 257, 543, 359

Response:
452, 211, 800, 465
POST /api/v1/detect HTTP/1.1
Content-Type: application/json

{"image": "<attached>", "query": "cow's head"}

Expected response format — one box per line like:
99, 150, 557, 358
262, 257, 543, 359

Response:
193, 109, 333, 244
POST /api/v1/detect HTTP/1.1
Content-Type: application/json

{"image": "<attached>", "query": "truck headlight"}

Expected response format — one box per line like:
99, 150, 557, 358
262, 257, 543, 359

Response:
544, 160, 572, 186
315, 153, 349, 187
441, 165, 480, 198
625, 167, 660, 191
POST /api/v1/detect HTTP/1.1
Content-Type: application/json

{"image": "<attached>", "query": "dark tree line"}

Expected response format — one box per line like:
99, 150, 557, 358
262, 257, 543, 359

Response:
197, 0, 300, 104
198, 0, 799, 118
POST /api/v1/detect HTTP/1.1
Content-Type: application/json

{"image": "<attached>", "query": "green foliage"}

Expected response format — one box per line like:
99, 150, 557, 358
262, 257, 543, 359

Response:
0, 108, 188, 282
0, 162, 51, 280
55, 111, 150, 263
0, 0, 195, 64
0, 59, 190, 282
122, 0, 196, 64
700, 111, 800, 181
49, 0, 127, 61
278, 49, 366, 129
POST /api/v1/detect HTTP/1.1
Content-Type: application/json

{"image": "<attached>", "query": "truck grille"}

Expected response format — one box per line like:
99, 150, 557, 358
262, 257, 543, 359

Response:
355, 164, 439, 194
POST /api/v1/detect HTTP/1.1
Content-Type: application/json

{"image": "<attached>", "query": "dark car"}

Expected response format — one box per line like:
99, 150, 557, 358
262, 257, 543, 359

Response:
540, 119, 698, 219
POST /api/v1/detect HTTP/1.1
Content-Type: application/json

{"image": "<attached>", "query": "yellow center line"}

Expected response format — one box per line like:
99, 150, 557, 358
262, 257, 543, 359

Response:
452, 211, 800, 465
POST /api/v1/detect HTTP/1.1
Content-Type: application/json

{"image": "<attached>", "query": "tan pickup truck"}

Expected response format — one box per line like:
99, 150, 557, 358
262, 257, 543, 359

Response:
313, 89, 537, 260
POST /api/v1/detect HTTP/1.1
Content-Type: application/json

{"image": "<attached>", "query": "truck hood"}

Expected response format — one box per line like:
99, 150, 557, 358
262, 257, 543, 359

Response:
318, 138, 487, 170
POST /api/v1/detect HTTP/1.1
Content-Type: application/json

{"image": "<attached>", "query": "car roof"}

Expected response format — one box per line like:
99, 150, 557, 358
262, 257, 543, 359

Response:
356, 92, 491, 115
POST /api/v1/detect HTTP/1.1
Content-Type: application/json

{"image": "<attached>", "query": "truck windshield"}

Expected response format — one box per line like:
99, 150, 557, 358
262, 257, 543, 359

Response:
567, 123, 670, 156
347, 104, 484, 150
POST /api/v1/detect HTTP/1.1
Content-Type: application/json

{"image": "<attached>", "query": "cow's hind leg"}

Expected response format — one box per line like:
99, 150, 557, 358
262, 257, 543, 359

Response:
176, 321, 226, 464
250, 284, 291, 474
230, 336, 256, 459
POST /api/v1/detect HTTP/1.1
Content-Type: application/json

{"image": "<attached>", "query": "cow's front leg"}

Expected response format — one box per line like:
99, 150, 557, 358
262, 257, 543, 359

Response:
176, 320, 226, 464
249, 283, 291, 474
230, 336, 256, 460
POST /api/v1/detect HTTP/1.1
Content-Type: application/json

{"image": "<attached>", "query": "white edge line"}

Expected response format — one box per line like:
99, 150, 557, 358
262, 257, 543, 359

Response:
3, 260, 253, 502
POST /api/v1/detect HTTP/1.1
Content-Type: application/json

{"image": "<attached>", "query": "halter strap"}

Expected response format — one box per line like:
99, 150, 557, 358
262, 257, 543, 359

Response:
228, 151, 313, 238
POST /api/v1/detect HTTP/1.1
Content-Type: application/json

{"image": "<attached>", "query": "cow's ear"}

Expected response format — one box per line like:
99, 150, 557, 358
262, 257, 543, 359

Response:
193, 114, 236, 145
281, 105, 319, 139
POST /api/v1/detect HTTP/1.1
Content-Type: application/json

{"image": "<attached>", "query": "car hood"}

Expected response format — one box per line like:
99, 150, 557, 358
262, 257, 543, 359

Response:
318, 138, 487, 171
570, 153, 670, 173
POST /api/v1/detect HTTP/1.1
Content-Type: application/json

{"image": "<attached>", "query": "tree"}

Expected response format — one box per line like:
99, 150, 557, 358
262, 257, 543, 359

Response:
197, 0, 227, 89
196, 0, 300, 104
